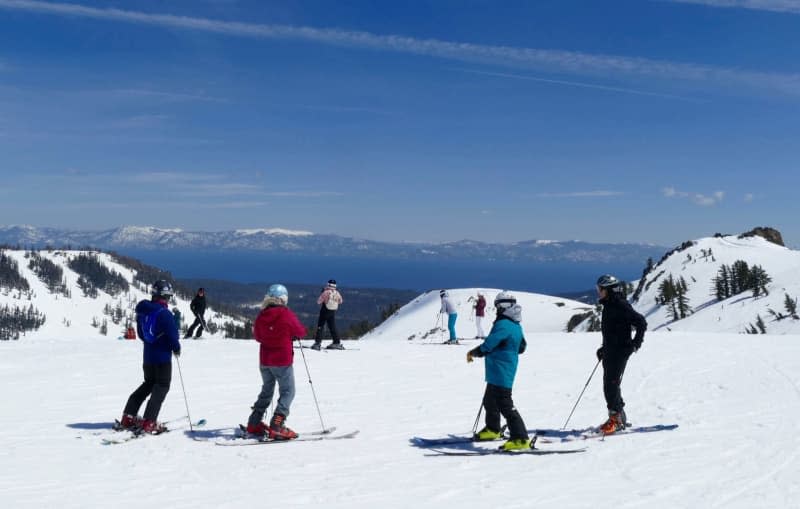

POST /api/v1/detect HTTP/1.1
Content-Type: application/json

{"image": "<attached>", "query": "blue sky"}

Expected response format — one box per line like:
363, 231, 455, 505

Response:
1, 0, 799, 246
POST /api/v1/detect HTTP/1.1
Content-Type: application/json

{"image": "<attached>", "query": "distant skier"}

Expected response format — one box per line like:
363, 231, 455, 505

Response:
439, 290, 458, 344
474, 292, 486, 339
245, 284, 307, 440
118, 280, 181, 434
595, 274, 647, 435
172, 307, 182, 331
185, 287, 206, 339
467, 291, 530, 451
311, 279, 344, 350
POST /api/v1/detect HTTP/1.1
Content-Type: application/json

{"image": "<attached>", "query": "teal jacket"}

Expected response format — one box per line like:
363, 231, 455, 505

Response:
471, 314, 526, 389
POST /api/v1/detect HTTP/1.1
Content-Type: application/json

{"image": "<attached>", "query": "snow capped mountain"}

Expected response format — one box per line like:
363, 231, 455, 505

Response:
630, 230, 800, 334
0, 225, 665, 263
0, 249, 242, 340
363, 288, 592, 341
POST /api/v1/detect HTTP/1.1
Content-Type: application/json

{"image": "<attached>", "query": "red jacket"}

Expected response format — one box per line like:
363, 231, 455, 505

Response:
253, 305, 307, 367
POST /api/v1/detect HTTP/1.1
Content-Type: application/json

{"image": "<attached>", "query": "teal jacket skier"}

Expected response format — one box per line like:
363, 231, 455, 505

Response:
467, 291, 530, 451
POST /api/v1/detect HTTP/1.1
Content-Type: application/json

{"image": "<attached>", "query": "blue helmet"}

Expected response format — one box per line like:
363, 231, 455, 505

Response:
267, 284, 289, 303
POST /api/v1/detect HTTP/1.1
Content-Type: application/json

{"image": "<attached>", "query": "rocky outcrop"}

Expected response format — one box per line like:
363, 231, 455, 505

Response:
739, 227, 784, 247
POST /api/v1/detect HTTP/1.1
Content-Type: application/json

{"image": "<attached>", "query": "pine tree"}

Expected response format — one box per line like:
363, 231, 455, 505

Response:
784, 294, 798, 320
755, 315, 767, 334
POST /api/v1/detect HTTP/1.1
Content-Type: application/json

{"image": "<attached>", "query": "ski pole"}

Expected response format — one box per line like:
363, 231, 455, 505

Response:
561, 359, 601, 430
294, 337, 329, 432
471, 400, 483, 435
175, 355, 194, 433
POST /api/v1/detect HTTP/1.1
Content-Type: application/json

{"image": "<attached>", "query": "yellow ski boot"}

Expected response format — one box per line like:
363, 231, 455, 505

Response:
500, 438, 531, 451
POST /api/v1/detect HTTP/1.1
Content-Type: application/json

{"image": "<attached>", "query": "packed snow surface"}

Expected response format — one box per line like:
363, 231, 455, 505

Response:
2, 331, 799, 508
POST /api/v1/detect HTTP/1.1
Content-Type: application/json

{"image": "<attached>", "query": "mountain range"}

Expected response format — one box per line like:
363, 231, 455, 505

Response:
0, 225, 665, 264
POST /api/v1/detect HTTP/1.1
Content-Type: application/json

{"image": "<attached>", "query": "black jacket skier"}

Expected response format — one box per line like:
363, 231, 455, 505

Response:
595, 274, 647, 434
185, 288, 207, 339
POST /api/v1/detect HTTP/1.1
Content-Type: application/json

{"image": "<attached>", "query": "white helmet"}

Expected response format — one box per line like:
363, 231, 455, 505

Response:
494, 291, 516, 310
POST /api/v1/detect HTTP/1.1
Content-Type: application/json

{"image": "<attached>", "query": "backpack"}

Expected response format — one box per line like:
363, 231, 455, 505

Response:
139, 308, 167, 344
325, 289, 340, 311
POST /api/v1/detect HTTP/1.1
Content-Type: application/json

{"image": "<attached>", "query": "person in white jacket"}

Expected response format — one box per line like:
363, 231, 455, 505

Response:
311, 279, 344, 350
439, 290, 458, 344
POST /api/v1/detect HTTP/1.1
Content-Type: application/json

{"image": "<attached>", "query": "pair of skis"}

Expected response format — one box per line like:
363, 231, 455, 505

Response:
101, 416, 208, 445
412, 423, 678, 456
213, 425, 359, 446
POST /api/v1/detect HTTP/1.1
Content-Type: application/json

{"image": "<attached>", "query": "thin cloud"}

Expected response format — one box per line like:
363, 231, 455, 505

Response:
663, 186, 725, 206
537, 191, 626, 198
666, 0, 800, 14
455, 68, 699, 101
744, 193, 755, 202
110, 88, 228, 103
2, 0, 799, 95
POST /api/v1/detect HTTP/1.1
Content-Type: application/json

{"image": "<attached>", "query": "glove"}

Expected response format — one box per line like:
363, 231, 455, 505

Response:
466, 351, 474, 363
632, 337, 643, 352
596, 347, 604, 361
173, 349, 181, 358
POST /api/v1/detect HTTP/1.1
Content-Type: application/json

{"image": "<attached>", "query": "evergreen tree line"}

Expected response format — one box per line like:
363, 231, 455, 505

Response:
711, 260, 772, 300
25, 251, 70, 296
0, 304, 46, 340
68, 253, 129, 298
657, 274, 692, 321
0, 251, 30, 292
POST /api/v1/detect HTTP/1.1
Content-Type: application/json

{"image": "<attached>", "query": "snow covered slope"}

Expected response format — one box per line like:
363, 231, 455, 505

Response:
361, 288, 592, 341
0, 249, 241, 339
1, 332, 799, 508
631, 234, 800, 334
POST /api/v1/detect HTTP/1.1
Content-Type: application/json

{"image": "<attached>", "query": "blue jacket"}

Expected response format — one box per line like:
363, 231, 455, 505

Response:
474, 315, 526, 389
136, 299, 181, 365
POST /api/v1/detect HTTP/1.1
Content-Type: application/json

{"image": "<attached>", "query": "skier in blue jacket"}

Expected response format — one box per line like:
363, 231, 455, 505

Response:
118, 280, 181, 434
467, 291, 530, 451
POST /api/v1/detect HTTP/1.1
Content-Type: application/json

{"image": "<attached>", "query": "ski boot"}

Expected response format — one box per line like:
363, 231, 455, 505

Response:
140, 419, 168, 435
310, 342, 322, 351
474, 426, 503, 442
326, 342, 345, 350
501, 438, 531, 451
115, 413, 142, 431
599, 411, 625, 435
246, 421, 269, 438
269, 414, 298, 440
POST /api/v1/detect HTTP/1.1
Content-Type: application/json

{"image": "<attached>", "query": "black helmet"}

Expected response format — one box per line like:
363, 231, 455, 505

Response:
151, 280, 174, 299
596, 274, 621, 288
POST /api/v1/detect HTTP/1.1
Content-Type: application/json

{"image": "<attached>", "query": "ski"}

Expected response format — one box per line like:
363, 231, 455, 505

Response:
535, 423, 679, 443
215, 427, 358, 446
411, 426, 508, 447
427, 446, 586, 457
101, 418, 207, 445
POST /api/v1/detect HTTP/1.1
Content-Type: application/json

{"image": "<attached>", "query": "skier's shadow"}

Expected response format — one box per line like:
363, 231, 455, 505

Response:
185, 426, 239, 442
66, 422, 115, 430
532, 427, 595, 439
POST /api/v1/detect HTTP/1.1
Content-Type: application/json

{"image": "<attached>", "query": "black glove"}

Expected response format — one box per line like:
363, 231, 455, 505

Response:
596, 347, 604, 361
632, 336, 643, 352
518, 337, 527, 354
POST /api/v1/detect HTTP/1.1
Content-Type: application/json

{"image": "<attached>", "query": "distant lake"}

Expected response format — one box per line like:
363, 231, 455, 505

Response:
122, 249, 641, 294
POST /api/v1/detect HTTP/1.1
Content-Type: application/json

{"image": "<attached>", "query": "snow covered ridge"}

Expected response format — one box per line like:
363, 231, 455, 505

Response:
0, 225, 665, 263
0, 249, 243, 340
362, 288, 593, 341
629, 230, 800, 334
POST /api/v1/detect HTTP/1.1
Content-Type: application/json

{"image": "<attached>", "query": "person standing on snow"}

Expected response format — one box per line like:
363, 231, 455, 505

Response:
118, 280, 181, 434
245, 284, 307, 440
467, 291, 530, 451
595, 274, 647, 435
474, 292, 486, 339
311, 279, 344, 350
439, 290, 458, 344
185, 287, 206, 339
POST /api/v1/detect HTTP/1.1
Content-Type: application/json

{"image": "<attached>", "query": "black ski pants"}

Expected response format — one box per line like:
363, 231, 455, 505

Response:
483, 383, 528, 440
314, 308, 340, 342
602, 349, 631, 414
124, 362, 172, 422
186, 314, 204, 337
